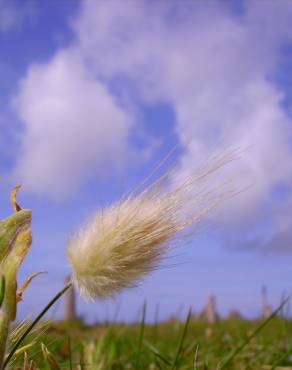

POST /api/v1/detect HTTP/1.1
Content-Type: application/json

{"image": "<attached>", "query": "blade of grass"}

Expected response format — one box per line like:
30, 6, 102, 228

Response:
184, 340, 199, 357
144, 340, 172, 366
279, 292, 291, 354
171, 307, 192, 370
15, 337, 59, 370
41, 342, 61, 370
3, 282, 72, 370
155, 357, 163, 370
154, 303, 159, 345
270, 346, 292, 370
219, 295, 290, 369
68, 336, 73, 370
193, 344, 199, 370
135, 301, 146, 369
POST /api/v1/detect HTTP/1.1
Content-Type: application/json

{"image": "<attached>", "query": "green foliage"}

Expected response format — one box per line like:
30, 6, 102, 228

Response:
8, 315, 292, 369
0, 186, 33, 368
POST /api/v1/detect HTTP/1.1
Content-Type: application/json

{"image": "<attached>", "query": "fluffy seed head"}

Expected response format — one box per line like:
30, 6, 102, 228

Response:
67, 152, 238, 299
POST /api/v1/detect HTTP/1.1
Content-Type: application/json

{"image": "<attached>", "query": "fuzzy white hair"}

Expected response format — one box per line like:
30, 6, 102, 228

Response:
67, 152, 238, 299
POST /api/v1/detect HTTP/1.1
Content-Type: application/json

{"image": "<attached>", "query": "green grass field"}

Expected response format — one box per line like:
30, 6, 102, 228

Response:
11, 312, 292, 370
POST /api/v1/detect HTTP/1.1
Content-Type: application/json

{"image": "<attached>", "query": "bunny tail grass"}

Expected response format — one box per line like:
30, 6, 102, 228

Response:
67, 151, 238, 300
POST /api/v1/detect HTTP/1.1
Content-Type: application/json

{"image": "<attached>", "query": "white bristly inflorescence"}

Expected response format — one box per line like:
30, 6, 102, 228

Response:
67, 152, 238, 300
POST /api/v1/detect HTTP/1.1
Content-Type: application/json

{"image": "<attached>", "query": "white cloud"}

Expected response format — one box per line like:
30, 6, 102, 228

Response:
11, 0, 292, 250
71, 0, 292, 248
13, 48, 132, 199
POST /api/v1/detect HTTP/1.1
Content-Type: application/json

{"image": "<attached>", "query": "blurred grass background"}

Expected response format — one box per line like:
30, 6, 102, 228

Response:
11, 314, 292, 369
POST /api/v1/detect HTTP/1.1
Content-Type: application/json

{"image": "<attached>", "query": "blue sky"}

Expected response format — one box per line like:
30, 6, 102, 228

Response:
1, 0, 292, 322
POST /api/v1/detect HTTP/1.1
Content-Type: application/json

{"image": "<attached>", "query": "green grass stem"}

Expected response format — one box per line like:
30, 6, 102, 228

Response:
2, 282, 72, 370
135, 301, 146, 369
171, 307, 192, 369
219, 296, 290, 369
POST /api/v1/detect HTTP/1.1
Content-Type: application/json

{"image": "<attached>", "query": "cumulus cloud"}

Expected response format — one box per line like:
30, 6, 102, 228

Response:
11, 0, 292, 250
13, 49, 132, 199
71, 0, 292, 249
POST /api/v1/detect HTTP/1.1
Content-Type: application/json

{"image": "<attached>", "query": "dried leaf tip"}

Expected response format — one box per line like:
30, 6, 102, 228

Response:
10, 184, 22, 213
